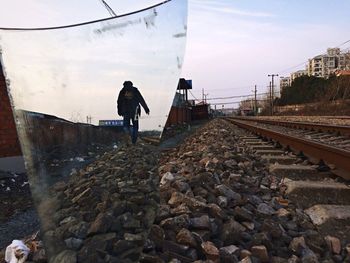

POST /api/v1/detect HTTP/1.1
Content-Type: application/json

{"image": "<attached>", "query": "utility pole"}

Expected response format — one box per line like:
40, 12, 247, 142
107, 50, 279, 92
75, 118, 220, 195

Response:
86, 116, 92, 124
269, 81, 272, 116
204, 93, 209, 103
254, 85, 257, 115
268, 74, 278, 115
202, 89, 209, 104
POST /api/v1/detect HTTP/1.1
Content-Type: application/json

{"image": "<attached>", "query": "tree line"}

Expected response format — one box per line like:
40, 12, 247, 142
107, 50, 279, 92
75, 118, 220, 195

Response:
276, 75, 350, 106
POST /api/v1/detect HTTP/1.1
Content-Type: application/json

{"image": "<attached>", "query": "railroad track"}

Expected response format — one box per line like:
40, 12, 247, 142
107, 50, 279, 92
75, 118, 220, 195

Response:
225, 117, 350, 180
223, 117, 350, 243
250, 116, 350, 126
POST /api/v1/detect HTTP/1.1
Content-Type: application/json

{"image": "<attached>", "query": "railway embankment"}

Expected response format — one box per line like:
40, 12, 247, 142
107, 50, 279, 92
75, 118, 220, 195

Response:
1, 118, 350, 262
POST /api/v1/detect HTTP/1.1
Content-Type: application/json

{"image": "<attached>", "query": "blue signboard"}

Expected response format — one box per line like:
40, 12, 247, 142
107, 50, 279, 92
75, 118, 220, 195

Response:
99, 120, 124, 126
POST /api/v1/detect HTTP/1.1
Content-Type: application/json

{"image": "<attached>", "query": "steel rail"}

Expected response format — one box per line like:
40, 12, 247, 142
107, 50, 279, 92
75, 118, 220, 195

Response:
230, 117, 350, 137
225, 118, 350, 180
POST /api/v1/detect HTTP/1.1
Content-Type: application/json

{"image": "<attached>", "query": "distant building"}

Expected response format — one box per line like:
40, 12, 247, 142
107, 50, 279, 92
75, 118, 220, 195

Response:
291, 70, 307, 82
280, 77, 291, 92
308, 48, 350, 78
308, 55, 323, 77
338, 51, 350, 70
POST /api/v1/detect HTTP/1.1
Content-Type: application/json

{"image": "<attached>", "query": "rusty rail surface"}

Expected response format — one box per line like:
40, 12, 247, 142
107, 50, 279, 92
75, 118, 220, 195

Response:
225, 118, 350, 180
231, 116, 350, 137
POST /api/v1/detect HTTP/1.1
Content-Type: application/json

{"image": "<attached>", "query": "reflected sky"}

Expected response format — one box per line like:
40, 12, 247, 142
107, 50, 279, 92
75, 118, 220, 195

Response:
0, 0, 187, 131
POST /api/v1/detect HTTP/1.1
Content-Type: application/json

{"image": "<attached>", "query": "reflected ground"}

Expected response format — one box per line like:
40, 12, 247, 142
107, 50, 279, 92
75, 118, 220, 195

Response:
0, 0, 187, 261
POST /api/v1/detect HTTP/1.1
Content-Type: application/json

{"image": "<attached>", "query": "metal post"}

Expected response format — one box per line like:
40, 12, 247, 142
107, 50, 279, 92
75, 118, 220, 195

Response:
268, 74, 279, 115
254, 85, 257, 115
269, 81, 272, 115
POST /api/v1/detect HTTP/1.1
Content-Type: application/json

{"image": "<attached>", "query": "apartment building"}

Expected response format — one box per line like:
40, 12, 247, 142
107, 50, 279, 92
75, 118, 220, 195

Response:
291, 69, 308, 82
308, 48, 350, 78
338, 51, 350, 70
280, 76, 291, 92
307, 55, 323, 77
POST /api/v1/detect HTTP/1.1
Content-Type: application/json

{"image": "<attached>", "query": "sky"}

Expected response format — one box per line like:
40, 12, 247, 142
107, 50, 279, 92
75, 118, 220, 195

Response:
0, 0, 187, 129
0, 0, 350, 108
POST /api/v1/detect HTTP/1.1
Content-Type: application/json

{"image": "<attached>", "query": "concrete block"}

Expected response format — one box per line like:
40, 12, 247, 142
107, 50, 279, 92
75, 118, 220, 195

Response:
305, 205, 350, 240
240, 136, 259, 140
250, 145, 275, 151
255, 150, 285, 156
269, 164, 321, 180
261, 155, 297, 165
285, 180, 350, 208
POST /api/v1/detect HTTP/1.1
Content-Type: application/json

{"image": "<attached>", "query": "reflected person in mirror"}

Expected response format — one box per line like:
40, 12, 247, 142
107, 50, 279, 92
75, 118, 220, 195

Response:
117, 81, 150, 144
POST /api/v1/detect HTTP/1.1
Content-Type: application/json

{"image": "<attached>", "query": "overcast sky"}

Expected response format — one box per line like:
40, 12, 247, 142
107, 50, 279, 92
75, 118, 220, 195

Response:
0, 0, 349, 107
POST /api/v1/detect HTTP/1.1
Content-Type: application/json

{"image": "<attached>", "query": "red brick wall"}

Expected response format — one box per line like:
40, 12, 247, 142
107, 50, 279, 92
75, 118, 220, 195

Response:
192, 104, 209, 120
166, 106, 191, 127
0, 62, 22, 157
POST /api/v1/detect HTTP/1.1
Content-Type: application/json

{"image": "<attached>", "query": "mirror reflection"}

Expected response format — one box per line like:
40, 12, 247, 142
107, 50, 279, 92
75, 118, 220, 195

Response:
0, 0, 187, 261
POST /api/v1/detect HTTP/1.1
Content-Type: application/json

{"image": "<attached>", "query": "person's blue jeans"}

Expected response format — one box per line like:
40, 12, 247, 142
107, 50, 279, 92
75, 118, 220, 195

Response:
123, 113, 139, 144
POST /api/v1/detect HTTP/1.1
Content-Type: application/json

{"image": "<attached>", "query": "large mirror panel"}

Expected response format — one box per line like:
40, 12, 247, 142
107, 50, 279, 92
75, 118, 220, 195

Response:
0, 0, 187, 262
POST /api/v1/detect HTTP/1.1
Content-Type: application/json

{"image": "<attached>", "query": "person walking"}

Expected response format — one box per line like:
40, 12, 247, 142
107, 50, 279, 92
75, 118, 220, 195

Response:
117, 81, 150, 144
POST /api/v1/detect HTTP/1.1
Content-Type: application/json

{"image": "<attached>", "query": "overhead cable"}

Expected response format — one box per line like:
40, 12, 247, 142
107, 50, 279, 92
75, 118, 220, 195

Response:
205, 92, 275, 101
278, 39, 350, 74
188, 90, 201, 101
0, 0, 171, 31
210, 98, 273, 106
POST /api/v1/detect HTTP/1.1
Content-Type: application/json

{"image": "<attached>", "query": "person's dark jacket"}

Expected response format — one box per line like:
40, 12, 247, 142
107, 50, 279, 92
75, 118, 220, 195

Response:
117, 86, 149, 117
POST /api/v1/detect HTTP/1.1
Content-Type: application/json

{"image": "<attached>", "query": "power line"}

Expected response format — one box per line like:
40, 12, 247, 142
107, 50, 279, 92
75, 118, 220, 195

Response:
189, 90, 280, 104
211, 101, 243, 105
204, 92, 278, 101
0, 0, 171, 31
277, 39, 350, 74
190, 90, 280, 101
336, 39, 350, 48
210, 98, 270, 106
188, 90, 201, 101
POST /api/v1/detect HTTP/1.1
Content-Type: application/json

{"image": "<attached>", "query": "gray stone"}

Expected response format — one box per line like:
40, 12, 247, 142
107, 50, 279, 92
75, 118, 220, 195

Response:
87, 212, 113, 235
234, 206, 253, 222
215, 184, 241, 201
113, 240, 136, 255
190, 215, 211, 230
221, 219, 245, 245
324, 236, 341, 254
217, 196, 228, 207
251, 245, 269, 262
219, 245, 240, 256
301, 247, 318, 263
257, 203, 276, 216
201, 241, 220, 262
160, 214, 190, 232
68, 222, 89, 239
176, 228, 197, 247
124, 233, 144, 243
64, 237, 83, 250
50, 250, 77, 263
289, 236, 306, 253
